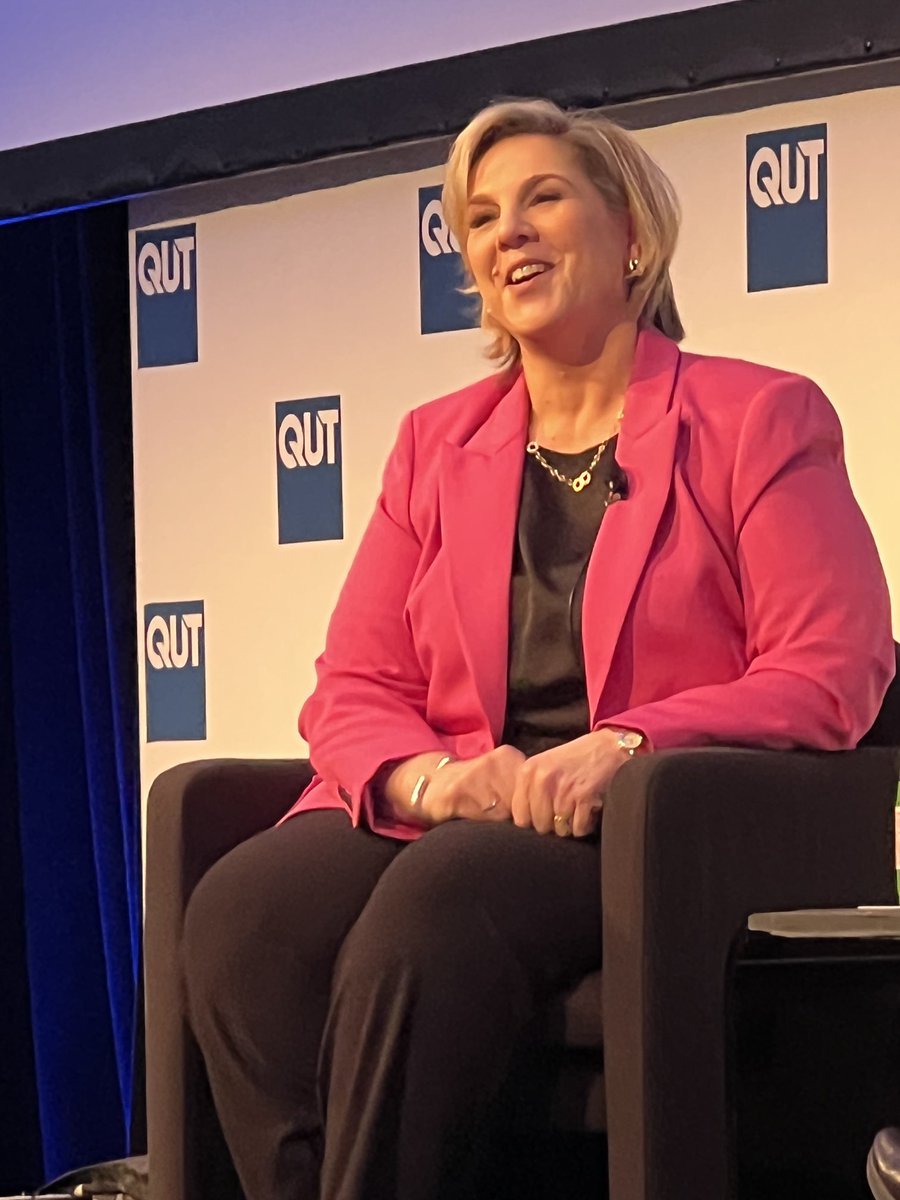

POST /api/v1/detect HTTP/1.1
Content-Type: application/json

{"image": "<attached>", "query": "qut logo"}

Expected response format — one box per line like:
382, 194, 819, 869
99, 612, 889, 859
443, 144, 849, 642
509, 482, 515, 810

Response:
135, 222, 199, 367
420, 197, 461, 257
417, 184, 477, 335
145, 611, 204, 669
748, 138, 826, 208
137, 236, 197, 296
144, 601, 206, 741
278, 409, 341, 469
746, 124, 828, 292
275, 397, 344, 543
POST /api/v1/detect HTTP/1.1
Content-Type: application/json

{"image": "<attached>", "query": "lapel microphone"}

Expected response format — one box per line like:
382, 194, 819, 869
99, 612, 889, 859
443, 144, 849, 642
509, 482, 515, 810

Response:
609, 465, 629, 503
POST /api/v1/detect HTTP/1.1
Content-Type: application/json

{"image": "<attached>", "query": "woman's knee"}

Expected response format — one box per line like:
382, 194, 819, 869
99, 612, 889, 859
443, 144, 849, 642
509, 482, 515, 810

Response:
182, 812, 399, 1013
331, 822, 514, 982
330, 819, 600, 998
182, 831, 279, 1011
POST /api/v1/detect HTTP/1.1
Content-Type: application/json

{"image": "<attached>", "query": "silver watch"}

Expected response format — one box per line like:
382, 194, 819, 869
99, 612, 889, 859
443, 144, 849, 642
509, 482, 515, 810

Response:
613, 730, 645, 757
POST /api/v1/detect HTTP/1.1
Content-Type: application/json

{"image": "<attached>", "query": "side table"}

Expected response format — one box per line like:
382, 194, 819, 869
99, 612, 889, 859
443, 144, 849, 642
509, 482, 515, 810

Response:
735, 907, 900, 1199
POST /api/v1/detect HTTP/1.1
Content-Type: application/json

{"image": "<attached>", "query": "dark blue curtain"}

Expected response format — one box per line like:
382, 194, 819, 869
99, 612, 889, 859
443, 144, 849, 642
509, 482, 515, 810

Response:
0, 204, 142, 1191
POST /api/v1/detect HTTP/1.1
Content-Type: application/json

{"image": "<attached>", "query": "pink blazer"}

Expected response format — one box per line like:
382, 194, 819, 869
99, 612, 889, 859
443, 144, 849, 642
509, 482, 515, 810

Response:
286, 328, 895, 840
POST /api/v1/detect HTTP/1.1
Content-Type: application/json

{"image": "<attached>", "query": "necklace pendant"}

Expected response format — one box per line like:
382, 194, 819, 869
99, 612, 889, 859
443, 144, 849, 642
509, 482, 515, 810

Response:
572, 470, 591, 493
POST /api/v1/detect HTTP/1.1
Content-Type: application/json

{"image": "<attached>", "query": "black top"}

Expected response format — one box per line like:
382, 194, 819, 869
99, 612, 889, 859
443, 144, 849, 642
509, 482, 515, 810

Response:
501, 437, 623, 758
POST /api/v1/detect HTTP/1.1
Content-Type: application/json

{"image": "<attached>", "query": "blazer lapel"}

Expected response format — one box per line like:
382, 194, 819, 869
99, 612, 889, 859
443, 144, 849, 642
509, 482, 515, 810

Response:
439, 373, 529, 741
583, 329, 682, 722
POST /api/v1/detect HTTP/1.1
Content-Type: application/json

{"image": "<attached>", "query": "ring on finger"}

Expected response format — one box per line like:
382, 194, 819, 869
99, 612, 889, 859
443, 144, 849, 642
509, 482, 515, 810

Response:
482, 797, 498, 812
553, 813, 571, 836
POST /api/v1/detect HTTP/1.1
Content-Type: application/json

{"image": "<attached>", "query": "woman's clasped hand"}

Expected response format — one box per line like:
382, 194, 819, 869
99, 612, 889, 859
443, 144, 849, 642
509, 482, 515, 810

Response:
416, 728, 633, 837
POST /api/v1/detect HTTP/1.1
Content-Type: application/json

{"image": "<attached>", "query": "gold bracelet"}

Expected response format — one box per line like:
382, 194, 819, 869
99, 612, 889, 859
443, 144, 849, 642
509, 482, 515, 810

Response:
409, 754, 454, 808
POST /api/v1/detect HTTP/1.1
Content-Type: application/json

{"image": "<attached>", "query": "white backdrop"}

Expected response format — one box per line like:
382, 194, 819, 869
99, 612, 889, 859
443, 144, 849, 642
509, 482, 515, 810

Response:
130, 83, 900, 815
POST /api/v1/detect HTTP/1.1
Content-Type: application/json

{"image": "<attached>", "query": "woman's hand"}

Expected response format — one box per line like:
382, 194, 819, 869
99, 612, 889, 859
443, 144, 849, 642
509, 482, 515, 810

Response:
419, 745, 526, 825
510, 729, 635, 838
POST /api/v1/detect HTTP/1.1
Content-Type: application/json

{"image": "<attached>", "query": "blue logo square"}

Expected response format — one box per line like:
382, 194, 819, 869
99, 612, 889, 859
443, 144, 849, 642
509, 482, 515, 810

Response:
144, 601, 206, 742
418, 185, 479, 335
746, 124, 828, 292
136, 223, 199, 367
276, 397, 344, 544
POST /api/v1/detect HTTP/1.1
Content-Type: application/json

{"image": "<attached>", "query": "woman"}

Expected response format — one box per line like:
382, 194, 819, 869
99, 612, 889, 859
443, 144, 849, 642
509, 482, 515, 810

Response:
183, 99, 894, 1200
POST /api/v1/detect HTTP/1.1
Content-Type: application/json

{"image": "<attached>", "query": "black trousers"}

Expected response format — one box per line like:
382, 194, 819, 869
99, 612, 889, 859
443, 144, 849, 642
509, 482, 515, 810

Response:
183, 810, 604, 1200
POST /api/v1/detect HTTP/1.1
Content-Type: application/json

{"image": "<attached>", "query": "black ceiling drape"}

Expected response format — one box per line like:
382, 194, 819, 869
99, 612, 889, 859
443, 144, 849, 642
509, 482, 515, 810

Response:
3, 0, 900, 224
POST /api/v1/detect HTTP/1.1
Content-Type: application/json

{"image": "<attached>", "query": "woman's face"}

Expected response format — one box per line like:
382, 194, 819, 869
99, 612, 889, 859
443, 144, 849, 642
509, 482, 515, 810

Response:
465, 133, 636, 356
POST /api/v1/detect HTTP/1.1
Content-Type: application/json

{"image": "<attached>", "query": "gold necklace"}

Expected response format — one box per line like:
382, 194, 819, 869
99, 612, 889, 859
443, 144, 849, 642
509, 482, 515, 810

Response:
526, 408, 624, 493
525, 438, 612, 492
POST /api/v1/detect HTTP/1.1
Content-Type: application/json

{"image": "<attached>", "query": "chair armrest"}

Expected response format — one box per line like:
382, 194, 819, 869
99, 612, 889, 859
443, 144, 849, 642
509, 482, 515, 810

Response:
600, 744, 898, 1200
145, 757, 314, 1200
146, 757, 315, 911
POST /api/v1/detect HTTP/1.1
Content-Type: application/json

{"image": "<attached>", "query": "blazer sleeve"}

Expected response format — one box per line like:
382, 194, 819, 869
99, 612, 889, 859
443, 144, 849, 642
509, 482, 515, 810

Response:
299, 411, 448, 820
597, 375, 895, 750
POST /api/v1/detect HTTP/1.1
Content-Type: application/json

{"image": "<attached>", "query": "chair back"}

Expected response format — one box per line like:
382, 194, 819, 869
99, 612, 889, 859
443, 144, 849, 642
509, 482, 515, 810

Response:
859, 642, 900, 748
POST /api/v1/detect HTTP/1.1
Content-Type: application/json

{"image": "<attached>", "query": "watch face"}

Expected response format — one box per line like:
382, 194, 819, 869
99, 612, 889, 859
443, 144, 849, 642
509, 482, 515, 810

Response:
619, 731, 643, 750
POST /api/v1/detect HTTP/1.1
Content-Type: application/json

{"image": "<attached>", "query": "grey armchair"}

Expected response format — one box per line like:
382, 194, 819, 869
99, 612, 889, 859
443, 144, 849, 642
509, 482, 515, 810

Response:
145, 650, 900, 1200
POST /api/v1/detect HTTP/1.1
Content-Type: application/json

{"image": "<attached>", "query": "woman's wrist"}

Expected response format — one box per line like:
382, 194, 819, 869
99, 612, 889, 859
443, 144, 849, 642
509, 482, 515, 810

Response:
409, 754, 455, 811
594, 726, 649, 761
376, 751, 454, 825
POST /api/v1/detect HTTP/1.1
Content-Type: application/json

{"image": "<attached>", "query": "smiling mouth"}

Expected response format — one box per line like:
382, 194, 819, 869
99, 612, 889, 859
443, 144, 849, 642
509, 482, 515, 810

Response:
507, 262, 552, 286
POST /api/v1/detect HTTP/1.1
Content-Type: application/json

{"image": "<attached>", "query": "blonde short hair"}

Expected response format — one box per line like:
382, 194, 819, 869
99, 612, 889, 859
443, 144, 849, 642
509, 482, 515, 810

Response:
442, 98, 684, 368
